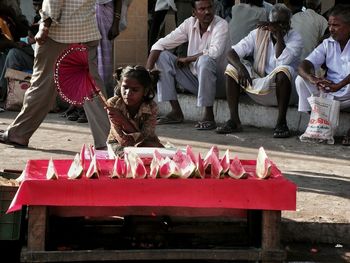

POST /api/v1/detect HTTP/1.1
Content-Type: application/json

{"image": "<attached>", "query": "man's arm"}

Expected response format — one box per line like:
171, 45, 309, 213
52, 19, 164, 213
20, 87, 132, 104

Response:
176, 52, 203, 67
36, 0, 63, 45
108, 0, 123, 40
298, 59, 316, 83
297, 59, 347, 93
227, 49, 252, 86
146, 50, 162, 70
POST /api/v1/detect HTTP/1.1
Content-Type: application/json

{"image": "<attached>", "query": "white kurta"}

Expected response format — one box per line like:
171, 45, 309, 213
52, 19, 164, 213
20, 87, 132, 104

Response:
226, 28, 303, 105
296, 37, 350, 112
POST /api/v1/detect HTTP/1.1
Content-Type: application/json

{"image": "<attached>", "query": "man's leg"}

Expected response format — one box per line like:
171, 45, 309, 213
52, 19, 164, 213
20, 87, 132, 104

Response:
96, 2, 114, 98
84, 40, 110, 149
274, 72, 291, 138
156, 51, 197, 123
3, 39, 68, 146
196, 55, 217, 123
295, 75, 318, 112
216, 75, 242, 134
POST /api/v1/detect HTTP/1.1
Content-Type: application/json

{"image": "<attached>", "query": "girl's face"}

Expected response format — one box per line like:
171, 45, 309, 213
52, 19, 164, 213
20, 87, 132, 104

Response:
120, 77, 145, 108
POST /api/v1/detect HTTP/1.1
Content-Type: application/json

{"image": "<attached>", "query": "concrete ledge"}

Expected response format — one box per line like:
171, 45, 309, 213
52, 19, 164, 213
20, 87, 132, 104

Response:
282, 221, 350, 244
157, 93, 350, 136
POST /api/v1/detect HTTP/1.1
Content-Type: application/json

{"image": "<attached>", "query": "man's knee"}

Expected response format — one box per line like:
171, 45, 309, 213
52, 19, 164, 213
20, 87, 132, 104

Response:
197, 55, 216, 70
275, 71, 290, 84
295, 75, 307, 89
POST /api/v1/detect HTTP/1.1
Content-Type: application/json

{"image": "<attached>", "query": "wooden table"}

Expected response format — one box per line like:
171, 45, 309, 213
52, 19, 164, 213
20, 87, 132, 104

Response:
8, 159, 296, 262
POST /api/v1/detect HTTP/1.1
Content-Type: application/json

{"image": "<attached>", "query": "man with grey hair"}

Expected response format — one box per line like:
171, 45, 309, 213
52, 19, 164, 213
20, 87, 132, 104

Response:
216, 3, 303, 138
296, 4, 350, 145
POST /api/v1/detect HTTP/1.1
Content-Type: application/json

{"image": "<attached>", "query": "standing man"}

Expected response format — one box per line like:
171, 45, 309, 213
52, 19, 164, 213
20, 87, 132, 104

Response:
295, 4, 350, 145
96, 0, 132, 98
146, 0, 229, 130
216, 4, 303, 138
0, 0, 110, 149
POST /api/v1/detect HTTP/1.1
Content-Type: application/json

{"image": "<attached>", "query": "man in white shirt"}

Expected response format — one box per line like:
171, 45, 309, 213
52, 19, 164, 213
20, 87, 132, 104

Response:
216, 4, 303, 138
295, 4, 350, 145
146, 0, 229, 130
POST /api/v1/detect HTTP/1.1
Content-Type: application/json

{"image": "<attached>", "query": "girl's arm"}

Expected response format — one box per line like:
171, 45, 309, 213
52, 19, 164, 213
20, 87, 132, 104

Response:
107, 107, 138, 133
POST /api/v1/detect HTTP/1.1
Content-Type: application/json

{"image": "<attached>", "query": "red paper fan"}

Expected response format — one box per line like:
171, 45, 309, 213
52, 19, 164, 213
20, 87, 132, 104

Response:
54, 44, 106, 106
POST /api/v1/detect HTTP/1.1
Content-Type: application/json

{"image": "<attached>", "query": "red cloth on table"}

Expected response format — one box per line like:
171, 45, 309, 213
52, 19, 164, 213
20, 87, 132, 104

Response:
7, 159, 296, 214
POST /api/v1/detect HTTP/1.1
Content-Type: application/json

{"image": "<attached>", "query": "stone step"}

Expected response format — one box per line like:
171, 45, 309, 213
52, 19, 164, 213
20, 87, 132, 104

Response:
157, 93, 350, 137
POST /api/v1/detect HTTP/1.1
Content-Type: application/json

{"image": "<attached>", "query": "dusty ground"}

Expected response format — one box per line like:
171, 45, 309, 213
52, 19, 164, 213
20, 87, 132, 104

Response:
0, 110, 349, 262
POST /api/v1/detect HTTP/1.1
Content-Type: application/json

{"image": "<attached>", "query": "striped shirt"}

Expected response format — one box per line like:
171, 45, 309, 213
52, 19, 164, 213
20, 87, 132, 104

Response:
40, 0, 101, 43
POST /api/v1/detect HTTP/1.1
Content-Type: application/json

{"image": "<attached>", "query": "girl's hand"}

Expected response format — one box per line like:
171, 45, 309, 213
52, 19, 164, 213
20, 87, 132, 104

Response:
106, 107, 124, 125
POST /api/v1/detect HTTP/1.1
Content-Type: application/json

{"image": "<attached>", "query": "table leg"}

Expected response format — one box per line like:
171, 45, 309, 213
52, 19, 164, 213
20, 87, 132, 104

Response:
262, 210, 282, 263
27, 206, 48, 251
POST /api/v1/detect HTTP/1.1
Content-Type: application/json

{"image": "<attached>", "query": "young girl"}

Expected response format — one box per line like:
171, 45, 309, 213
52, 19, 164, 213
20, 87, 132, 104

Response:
106, 65, 163, 156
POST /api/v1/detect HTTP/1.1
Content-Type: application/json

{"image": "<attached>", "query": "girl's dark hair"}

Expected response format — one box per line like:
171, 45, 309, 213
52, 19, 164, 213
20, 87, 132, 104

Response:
114, 65, 160, 102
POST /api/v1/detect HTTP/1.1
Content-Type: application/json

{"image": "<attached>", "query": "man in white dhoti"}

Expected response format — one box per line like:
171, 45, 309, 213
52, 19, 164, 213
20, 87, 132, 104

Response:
295, 4, 350, 145
216, 4, 303, 138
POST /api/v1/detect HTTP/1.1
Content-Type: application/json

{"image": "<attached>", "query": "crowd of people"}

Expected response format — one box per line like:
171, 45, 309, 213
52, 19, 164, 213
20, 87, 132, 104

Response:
0, 0, 349, 154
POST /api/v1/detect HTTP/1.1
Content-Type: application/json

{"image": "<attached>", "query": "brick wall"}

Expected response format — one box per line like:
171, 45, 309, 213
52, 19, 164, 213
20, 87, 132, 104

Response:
113, 0, 148, 68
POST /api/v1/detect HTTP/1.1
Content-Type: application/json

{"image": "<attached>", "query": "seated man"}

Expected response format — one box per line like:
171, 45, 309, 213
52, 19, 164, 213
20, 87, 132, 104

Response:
287, 0, 329, 60
216, 3, 303, 138
295, 4, 350, 146
146, 0, 229, 130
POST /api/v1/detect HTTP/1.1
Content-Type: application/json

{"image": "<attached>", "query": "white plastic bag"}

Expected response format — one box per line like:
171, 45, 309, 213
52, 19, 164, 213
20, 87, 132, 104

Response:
300, 93, 340, 144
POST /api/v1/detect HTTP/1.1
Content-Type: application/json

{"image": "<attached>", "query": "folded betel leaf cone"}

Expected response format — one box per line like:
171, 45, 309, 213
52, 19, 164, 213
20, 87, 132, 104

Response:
67, 153, 84, 179
46, 157, 58, 180
256, 147, 272, 179
86, 154, 100, 179
228, 156, 248, 179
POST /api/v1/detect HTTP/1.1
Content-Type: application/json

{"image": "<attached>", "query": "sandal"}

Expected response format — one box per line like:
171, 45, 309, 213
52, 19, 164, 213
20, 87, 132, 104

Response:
157, 115, 184, 125
342, 135, 350, 146
195, 120, 217, 130
273, 123, 290, 138
216, 120, 243, 134
67, 110, 80, 121
0, 130, 28, 147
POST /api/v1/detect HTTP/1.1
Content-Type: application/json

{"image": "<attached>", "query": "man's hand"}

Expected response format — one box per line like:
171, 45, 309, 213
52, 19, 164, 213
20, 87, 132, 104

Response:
176, 57, 190, 68
237, 66, 252, 87
108, 21, 120, 40
257, 21, 287, 35
316, 79, 340, 93
35, 23, 50, 45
